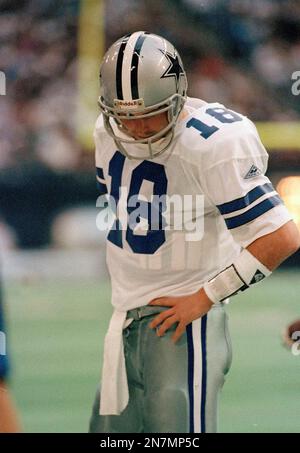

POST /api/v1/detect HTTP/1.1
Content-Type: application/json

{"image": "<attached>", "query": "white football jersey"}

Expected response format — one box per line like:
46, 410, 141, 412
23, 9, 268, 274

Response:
94, 97, 292, 311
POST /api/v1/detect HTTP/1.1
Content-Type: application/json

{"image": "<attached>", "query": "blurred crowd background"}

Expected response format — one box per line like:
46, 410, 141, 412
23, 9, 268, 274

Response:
0, 0, 299, 252
0, 0, 300, 434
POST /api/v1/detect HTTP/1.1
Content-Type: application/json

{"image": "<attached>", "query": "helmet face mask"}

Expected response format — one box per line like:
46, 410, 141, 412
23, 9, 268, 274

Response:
98, 93, 184, 159
98, 31, 188, 159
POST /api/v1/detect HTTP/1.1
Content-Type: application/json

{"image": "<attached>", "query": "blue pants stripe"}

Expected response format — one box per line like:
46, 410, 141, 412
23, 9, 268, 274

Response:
201, 315, 208, 433
186, 324, 194, 433
187, 315, 208, 434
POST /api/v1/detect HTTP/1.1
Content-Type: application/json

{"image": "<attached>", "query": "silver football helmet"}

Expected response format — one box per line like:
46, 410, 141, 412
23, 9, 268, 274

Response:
98, 31, 188, 159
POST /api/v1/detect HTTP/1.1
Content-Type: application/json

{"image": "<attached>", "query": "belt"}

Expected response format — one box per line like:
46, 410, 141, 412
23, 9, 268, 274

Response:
127, 300, 226, 321
126, 305, 169, 320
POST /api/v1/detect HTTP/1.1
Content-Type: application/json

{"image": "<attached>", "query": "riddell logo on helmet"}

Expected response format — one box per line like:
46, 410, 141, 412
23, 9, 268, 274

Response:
114, 98, 145, 110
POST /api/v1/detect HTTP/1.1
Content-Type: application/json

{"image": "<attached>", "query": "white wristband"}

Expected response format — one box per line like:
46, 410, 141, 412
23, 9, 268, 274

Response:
203, 249, 272, 304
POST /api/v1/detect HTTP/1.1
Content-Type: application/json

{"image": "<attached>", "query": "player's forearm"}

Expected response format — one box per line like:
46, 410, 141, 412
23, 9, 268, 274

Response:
203, 220, 300, 305
246, 220, 300, 271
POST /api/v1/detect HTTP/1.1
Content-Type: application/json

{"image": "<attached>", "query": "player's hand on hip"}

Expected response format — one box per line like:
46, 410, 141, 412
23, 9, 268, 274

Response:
148, 288, 214, 343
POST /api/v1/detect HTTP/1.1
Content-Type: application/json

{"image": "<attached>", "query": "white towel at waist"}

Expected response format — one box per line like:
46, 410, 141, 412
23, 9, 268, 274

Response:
99, 310, 133, 415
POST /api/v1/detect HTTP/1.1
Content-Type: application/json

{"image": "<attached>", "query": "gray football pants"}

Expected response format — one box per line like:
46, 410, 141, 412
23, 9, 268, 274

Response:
89, 303, 232, 433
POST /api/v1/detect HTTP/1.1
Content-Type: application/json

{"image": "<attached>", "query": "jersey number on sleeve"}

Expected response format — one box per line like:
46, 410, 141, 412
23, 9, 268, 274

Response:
107, 151, 168, 254
187, 107, 242, 139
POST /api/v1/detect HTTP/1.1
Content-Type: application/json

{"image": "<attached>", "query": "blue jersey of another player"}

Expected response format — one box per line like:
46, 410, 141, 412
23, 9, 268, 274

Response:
0, 284, 9, 379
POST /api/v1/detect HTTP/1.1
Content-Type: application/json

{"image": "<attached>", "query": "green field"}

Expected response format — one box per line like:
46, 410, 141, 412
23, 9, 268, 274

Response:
4, 270, 300, 433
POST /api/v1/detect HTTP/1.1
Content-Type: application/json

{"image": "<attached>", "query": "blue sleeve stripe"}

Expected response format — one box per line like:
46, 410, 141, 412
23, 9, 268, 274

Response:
97, 181, 107, 194
217, 183, 274, 215
96, 167, 104, 179
225, 195, 283, 229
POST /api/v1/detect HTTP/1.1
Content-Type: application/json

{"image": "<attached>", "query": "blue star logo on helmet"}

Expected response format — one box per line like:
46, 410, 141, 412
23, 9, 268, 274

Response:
160, 50, 185, 90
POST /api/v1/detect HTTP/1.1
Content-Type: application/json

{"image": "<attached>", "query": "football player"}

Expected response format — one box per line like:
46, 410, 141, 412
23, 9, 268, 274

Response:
0, 280, 21, 432
89, 31, 300, 433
